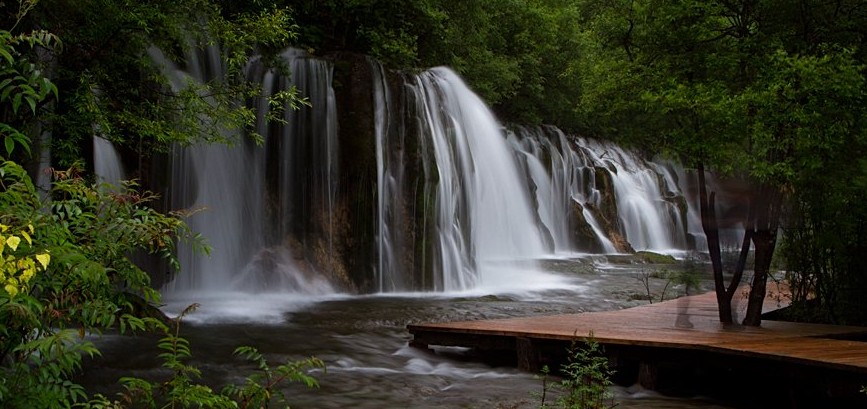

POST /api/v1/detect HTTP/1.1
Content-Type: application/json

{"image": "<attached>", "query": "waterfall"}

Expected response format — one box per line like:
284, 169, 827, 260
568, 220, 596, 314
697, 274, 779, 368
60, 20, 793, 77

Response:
510, 126, 617, 253
583, 138, 689, 252
149, 46, 715, 297
371, 59, 410, 292
510, 126, 693, 254
274, 49, 339, 253
93, 136, 126, 187
410, 68, 548, 291
669, 163, 746, 252
153, 45, 335, 295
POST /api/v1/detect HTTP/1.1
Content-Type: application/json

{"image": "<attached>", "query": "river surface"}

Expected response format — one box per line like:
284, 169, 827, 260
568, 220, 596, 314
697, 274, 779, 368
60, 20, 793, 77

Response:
79, 256, 738, 408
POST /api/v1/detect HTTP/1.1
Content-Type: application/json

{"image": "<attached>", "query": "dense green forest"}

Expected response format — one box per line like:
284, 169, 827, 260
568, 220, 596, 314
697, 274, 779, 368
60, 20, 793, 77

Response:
1, 0, 867, 407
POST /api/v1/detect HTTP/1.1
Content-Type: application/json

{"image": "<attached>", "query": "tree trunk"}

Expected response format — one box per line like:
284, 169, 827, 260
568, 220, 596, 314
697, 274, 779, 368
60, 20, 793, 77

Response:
742, 184, 782, 326
698, 163, 733, 324
743, 231, 773, 325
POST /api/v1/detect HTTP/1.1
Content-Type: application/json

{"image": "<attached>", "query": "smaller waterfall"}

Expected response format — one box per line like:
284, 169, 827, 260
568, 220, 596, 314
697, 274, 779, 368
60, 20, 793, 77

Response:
152, 44, 266, 292
511, 126, 693, 254
584, 138, 688, 252
510, 126, 617, 253
93, 136, 126, 186
371, 59, 409, 292
275, 49, 339, 249
669, 163, 747, 252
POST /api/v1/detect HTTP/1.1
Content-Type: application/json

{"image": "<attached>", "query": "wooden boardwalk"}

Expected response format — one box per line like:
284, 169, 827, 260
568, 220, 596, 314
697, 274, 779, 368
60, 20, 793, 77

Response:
408, 283, 867, 399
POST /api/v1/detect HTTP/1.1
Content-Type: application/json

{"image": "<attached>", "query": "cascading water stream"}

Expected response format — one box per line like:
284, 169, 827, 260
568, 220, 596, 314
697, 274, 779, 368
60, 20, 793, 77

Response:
275, 49, 339, 256
410, 68, 549, 291
371, 59, 406, 292
510, 126, 617, 254
510, 126, 695, 255
93, 136, 126, 187
152, 44, 265, 292
668, 163, 746, 252
151, 45, 335, 299
584, 138, 688, 252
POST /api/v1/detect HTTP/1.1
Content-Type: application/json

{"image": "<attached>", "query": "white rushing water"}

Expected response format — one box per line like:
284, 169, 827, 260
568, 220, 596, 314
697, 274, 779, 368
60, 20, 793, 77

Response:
151, 46, 336, 297
372, 59, 406, 292
511, 126, 695, 255
583, 138, 689, 252
411, 67, 551, 292
93, 136, 126, 186
510, 126, 618, 254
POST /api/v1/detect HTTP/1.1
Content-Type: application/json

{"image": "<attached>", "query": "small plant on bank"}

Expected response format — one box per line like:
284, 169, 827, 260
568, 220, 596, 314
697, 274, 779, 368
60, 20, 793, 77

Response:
538, 333, 616, 409
638, 268, 703, 304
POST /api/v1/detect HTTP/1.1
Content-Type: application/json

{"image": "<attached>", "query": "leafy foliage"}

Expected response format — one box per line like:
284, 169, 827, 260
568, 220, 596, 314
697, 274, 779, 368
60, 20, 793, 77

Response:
1, 0, 303, 168
0, 222, 50, 297
225, 346, 323, 409
0, 16, 60, 158
0, 52, 203, 399
0, 159, 205, 408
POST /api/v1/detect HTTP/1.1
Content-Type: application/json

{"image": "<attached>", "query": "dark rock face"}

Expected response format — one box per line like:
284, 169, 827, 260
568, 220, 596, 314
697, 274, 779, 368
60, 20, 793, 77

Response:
330, 52, 378, 292
591, 166, 634, 253
327, 52, 427, 292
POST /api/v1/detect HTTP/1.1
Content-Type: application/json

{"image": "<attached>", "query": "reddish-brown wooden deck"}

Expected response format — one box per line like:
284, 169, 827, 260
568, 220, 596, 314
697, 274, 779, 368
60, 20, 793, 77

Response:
408, 283, 867, 376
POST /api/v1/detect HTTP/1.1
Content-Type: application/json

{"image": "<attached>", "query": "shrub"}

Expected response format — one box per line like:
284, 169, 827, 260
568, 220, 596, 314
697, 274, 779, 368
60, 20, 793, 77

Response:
538, 334, 615, 409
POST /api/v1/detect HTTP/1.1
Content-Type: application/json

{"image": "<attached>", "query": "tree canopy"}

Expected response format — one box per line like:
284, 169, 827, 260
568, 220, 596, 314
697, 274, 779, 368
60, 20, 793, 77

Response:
569, 0, 867, 324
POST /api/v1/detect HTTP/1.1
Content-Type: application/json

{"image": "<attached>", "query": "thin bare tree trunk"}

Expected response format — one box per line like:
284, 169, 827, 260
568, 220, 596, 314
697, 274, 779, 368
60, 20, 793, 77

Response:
698, 163, 733, 324
743, 185, 782, 326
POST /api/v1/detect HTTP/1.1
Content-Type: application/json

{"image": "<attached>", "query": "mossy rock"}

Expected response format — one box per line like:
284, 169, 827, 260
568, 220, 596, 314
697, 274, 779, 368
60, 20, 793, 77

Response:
636, 251, 677, 264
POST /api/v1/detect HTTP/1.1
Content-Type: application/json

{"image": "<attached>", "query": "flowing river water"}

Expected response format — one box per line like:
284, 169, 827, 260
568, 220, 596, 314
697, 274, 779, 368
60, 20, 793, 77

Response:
79, 257, 739, 409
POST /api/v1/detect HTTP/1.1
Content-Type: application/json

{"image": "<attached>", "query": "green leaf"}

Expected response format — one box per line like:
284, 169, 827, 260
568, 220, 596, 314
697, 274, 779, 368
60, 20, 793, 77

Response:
0, 47, 13, 65
1, 82, 16, 101
4, 135, 14, 156
12, 92, 22, 113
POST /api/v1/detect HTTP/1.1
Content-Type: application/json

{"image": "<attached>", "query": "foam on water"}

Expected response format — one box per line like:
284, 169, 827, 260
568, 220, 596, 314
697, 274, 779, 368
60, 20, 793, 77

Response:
160, 292, 344, 325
